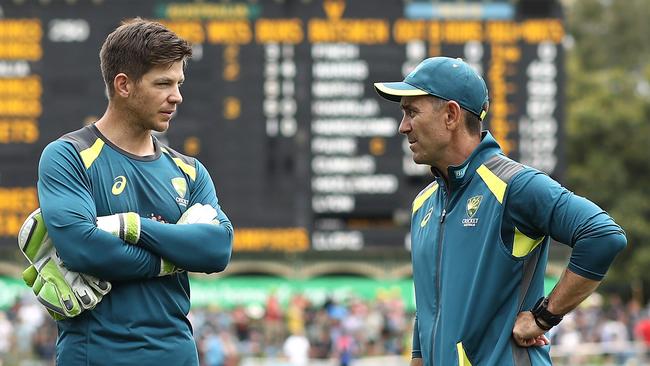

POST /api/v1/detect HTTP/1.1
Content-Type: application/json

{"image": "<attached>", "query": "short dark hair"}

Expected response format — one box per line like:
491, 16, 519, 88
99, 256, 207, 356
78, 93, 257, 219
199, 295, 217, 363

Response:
431, 96, 482, 136
430, 96, 447, 110
100, 18, 192, 98
463, 109, 482, 136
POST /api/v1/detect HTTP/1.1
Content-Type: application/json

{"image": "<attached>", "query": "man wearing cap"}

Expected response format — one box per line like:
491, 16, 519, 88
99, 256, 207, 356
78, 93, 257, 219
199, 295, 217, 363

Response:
374, 57, 626, 365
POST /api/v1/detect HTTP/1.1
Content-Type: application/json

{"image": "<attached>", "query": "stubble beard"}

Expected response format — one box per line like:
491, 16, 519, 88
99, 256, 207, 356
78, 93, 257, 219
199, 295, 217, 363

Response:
129, 93, 170, 134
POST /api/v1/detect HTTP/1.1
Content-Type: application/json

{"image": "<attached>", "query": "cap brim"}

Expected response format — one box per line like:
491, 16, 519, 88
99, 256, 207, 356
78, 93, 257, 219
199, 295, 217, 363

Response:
374, 82, 429, 102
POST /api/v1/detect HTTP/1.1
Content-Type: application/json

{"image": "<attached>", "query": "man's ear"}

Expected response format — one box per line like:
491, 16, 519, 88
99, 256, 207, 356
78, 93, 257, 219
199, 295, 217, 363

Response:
113, 73, 131, 98
445, 100, 463, 130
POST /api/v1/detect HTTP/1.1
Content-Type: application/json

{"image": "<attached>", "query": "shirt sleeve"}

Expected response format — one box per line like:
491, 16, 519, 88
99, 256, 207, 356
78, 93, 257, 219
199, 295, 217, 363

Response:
412, 312, 422, 359
38, 140, 162, 280
505, 169, 627, 280
138, 160, 233, 274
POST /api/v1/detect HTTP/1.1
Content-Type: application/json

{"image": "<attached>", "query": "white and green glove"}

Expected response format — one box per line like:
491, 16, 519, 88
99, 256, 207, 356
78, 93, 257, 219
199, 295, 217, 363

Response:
177, 203, 219, 225
94, 210, 206, 277
19, 209, 111, 320
96, 212, 141, 245
94, 211, 175, 276
157, 203, 220, 276
19, 207, 192, 318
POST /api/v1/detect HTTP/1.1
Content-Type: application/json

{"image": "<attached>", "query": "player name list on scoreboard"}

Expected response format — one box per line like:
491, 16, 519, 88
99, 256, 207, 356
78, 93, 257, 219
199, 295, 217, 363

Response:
0, 0, 564, 252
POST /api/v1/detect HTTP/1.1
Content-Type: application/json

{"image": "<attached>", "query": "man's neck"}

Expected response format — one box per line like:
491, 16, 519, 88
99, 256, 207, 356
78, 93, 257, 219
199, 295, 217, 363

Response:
434, 133, 481, 182
95, 104, 155, 156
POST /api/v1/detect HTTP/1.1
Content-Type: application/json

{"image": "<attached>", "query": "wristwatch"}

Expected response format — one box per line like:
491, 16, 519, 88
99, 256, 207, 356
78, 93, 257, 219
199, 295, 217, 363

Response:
531, 297, 563, 331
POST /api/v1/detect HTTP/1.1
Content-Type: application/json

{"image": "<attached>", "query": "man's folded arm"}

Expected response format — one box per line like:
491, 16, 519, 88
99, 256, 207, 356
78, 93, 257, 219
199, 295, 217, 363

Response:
38, 141, 162, 280
138, 216, 233, 274
136, 161, 233, 274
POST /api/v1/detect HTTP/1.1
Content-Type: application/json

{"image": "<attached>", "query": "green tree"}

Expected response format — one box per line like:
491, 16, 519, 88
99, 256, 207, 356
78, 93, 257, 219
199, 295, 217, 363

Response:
565, 0, 650, 291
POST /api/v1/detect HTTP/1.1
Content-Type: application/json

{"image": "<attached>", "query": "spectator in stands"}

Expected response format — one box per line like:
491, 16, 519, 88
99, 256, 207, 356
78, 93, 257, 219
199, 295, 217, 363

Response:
202, 331, 225, 366
264, 290, 284, 350
31, 321, 56, 362
0, 311, 13, 364
283, 328, 310, 366
334, 328, 357, 366
634, 316, 650, 360
599, 311, 631, 363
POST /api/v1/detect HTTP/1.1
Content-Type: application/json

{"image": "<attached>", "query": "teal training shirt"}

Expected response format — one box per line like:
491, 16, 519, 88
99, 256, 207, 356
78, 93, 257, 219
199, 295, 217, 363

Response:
410, 131, 626, 366
37, 125, 233, 365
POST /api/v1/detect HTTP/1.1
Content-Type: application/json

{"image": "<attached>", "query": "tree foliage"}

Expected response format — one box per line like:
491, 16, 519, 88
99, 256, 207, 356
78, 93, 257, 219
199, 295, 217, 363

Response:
565, 0, 650, 288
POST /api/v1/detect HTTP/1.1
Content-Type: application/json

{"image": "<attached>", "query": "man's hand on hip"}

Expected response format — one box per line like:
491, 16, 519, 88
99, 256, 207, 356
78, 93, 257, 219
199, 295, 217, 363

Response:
512, 311, 550, 347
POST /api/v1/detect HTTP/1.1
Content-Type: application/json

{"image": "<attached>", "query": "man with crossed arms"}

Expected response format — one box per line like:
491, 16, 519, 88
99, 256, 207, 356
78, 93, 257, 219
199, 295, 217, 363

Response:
19, 18, 233, 365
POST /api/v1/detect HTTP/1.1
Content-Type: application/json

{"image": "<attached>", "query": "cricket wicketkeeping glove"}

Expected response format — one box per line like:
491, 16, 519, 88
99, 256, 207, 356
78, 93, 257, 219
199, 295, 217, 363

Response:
95, 211, 181, 276
157, 203, 220, 276
18, 209, 111, 320
177, 203, 219, 225
95, 212, 141, 245
95, 209, 221, 277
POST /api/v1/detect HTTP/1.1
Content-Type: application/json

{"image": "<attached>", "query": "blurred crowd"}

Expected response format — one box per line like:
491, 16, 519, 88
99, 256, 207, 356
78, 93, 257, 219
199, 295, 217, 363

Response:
3, 292, 650, 366
548, 293, 650, 365
0, 292, 411, 366
191, 293, 410, 366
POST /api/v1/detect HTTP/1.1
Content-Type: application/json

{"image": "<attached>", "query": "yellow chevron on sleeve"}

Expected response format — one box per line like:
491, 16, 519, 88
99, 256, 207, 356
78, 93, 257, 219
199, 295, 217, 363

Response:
79, 138, 105, 169
172, 158, 196, 181
476, 165, 506, 204
513, 227, 544, 257
456, 342, 472, 366
412, 182, 438, 214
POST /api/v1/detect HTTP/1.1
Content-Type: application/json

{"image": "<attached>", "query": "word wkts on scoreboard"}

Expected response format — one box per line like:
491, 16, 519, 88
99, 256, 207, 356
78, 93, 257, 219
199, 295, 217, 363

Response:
0, 0, 564, 252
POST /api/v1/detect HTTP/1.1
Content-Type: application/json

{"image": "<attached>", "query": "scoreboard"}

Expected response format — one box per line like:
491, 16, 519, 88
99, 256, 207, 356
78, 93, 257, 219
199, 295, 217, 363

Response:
0, 0, 564, 252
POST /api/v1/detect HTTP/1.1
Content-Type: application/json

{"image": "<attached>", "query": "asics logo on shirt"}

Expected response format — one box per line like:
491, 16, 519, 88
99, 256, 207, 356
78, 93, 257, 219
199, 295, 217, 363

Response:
111, 176, 127, 195
420, 207, 433, 227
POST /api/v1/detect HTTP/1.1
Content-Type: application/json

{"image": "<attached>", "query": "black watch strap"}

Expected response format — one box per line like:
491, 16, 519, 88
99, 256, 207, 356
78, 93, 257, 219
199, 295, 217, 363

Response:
531, 297, 563, 330
533, 314, 553, 331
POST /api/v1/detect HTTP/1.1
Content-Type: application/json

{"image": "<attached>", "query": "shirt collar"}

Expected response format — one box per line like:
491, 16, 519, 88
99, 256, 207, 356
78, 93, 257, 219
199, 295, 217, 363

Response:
432, 130, 503, 189
90, 124, 162, 161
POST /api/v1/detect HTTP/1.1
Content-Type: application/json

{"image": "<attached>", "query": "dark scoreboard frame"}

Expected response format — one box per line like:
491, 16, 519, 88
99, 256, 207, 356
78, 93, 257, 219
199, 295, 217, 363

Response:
0, 0, 564, 253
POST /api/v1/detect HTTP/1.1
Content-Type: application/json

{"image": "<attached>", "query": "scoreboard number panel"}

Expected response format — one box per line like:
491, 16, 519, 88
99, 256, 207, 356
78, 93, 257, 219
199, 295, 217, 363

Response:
0, 0, 564, 252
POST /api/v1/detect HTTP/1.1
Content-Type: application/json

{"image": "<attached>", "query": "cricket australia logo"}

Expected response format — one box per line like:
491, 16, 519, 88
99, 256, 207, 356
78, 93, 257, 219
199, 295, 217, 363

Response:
462, 195, 482, 227
171, 177, 189, 207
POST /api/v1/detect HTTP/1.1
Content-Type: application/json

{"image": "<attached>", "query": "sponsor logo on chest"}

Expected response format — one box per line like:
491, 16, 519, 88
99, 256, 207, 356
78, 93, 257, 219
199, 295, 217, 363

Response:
462, 195, 482, 227
420, 207, 433, 227
171, 177, 188, 207
111, 175, 127, 195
